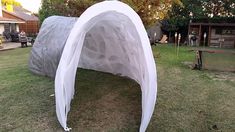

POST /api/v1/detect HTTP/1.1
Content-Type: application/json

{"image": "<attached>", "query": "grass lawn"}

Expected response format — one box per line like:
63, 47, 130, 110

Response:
0, 45, 234, 131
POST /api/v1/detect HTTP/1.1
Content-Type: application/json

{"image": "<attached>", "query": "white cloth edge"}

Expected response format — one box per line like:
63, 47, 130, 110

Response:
55, 1, 157, 132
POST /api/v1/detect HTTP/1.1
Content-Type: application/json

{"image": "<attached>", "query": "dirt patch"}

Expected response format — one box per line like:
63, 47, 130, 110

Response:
207, 71, 235, 82
68, 88, 141, 131
182, 61, 194, 69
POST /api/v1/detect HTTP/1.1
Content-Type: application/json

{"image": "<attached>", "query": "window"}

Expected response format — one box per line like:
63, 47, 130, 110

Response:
4, 24, 10, 32
215, 27, 235, 35
215, 28, 222, 34
11, 24, 16, 32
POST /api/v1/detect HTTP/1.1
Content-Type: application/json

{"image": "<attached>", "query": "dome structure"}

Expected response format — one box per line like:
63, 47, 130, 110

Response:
29, 1, 157, 132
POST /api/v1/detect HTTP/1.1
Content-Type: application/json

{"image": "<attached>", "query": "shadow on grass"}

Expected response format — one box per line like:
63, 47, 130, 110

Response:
67, 68, 142, 131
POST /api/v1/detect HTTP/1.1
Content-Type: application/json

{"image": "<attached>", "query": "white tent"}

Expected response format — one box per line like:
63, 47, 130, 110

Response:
29, 1, 157, 132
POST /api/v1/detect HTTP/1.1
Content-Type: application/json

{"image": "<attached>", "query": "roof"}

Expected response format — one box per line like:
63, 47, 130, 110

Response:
190, 23, 235, 27
0, 17, 25, 23
3, 6, 39, 21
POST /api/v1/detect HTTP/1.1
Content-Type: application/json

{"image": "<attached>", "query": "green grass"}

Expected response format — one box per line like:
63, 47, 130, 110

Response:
0, 46, 234, 131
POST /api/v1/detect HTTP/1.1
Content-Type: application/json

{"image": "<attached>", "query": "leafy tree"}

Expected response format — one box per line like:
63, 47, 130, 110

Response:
202, 0, 235, 17
39, 0, 182, 27
2, 0, 21, 6
168, 0, 235, 24
39, 0, 63, 23
163, 0, 235, 41
39, 0, 100, 24
121, 0, 182, 27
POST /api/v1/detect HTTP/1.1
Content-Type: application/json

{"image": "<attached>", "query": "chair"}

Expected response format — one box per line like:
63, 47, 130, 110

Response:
158, 35, 168, 44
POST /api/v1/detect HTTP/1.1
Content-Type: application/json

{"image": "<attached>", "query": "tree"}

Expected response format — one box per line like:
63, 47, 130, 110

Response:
168, 0, 235, 23
2, 0, 21, 6
201, 0, 235, 17
121, 0, 182, 27
39, 0, 63, 23
39, 0, 101, 24
39, 0, 182, 27
1, 0, 21, 12
163, 0, 235, 41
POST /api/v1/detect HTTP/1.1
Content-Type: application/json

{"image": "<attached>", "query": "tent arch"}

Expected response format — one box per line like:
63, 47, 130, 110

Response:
55, 1, 157, 132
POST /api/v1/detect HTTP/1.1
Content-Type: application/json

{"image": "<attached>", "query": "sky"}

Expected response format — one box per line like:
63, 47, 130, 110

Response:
16, 0, 42, 13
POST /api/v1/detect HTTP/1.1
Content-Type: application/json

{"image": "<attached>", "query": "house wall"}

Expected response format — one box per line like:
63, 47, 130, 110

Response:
0, 24, 4, 34
2, 11, 39, 35
16, 24, 19, 32
210, 28, 235, 48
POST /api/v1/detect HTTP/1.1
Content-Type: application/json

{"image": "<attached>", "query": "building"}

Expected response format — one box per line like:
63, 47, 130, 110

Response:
2, 6, 39, 35
0, 17, 23, 34
0, 1, 23, 36
188, 22, 235, 48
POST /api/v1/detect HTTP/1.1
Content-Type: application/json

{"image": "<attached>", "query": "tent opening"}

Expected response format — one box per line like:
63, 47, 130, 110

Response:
78, 11, 144, 84
70, 68, 142, 129
64, 11, 144, 128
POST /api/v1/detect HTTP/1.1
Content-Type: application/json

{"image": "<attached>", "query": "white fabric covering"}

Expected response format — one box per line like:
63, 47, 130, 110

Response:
55, 1, 157, 132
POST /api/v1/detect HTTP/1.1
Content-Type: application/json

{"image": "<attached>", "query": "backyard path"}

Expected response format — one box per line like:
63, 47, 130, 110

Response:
0, 42, 33, 51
